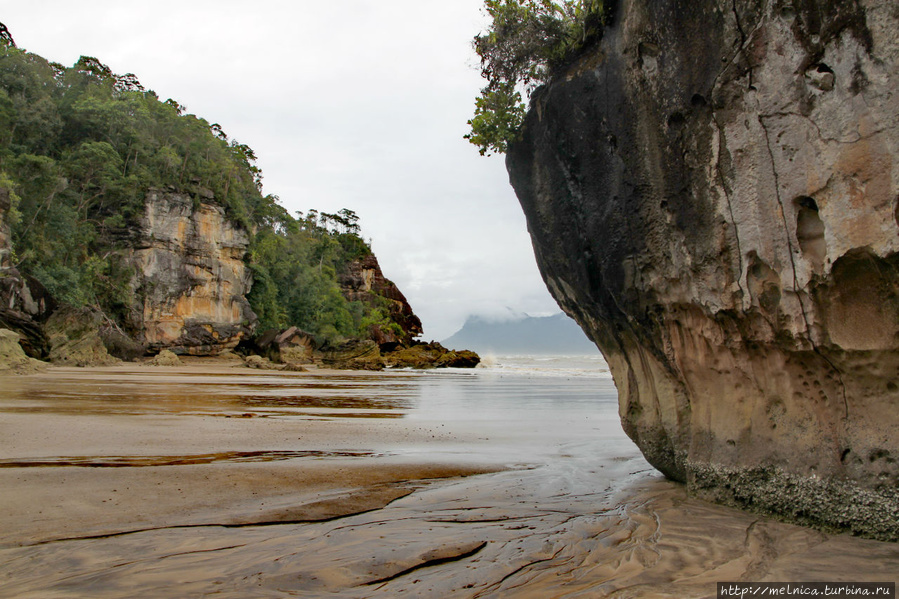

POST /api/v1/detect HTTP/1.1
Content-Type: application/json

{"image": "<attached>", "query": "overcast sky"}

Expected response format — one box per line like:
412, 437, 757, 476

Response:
2, 1, 563, 340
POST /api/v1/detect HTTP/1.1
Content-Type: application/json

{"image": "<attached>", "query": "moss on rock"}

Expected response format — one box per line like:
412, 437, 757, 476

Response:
149, 350, 182, 367
0, 328, 46, 374
45, 307, 119, 367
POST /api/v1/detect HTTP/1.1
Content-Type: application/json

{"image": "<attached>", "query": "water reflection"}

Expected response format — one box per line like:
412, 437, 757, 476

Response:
0, 368, 421, 417
0, 450, 388, 468
238, 395, 411, 410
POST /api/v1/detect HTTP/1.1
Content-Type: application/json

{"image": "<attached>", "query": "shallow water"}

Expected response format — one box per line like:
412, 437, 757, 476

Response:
0, 358, 896, 598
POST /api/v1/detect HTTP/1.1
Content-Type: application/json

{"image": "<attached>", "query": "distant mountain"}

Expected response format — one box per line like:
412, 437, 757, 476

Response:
442, 313, 597, 355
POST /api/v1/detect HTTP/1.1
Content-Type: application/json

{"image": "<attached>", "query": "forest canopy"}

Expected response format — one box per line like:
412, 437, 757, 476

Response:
0, 42, 393, 343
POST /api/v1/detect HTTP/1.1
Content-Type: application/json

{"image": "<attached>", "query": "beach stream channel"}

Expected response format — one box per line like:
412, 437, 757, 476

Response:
1, 357, 896, 597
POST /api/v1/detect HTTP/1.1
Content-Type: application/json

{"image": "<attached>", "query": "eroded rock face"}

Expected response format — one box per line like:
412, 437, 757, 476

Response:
0, 188, 53, 358
129, 191, 256, 355
507, 0, 899, 539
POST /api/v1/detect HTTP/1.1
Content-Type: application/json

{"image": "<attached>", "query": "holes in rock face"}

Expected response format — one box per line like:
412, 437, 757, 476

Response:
638, 41, 660, 73
766, 398, 785, 430
691, 94, 707, 107
795, 196, 826, 273
796, 195, 818, 210
822, 249, 899, 350
746, 252, 782, 313
667, 112, 685, 127
840, 448, 851, 463
806, 63, 835, 91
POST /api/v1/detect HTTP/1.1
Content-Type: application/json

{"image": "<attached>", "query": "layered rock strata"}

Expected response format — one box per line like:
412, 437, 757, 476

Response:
129, 190, 256, 355
507, 0, 899, 539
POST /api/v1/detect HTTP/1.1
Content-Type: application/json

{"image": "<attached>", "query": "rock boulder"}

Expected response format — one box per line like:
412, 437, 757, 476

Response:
382, 342, 481, 370
254, 327, 315, 364
0, 328, 46, 374
45, 307, 119, 367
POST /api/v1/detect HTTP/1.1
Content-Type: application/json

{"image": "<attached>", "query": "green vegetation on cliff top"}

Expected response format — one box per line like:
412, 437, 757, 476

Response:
466, 0, 609, 156
0, 41, 396, 343
249, 208, 401, 341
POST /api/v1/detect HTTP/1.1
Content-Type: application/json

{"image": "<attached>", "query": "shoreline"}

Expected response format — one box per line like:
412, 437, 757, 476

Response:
3, 362, 898, 597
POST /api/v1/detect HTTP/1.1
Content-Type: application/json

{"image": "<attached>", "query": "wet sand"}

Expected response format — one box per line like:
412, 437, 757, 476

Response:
0, 364, 500, 547
1, 363, 897, 597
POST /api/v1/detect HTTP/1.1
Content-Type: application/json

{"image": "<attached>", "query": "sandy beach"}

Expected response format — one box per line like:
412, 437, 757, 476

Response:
1, 362, 897, 598
0, 363, 503, 547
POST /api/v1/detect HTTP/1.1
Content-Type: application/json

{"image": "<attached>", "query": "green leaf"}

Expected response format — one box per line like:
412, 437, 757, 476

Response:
467, 0, 607, 155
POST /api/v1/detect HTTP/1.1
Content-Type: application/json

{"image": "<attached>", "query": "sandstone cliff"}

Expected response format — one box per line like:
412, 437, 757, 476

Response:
507, 0, 899, 539
338, 254, 423, 345
128, 190, 256, 355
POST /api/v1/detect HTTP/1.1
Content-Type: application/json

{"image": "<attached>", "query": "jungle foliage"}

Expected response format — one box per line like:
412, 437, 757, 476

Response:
0, 42, 393, 343
248, 207, 400, 341
466, 0, 609, 155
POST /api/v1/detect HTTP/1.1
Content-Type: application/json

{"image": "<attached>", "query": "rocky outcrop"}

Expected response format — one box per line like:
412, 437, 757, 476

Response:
253, 327, 315, 364
383, 342, 481, 369
2, 187, 254, 359
507, 1, 899, 539
148, 349, 182, 366
128, 190, 256, 355
0, 328, 46, 374
0, 271, 52, 359
318, 339, 385, 370
0, 188, 53, 358
45, 307, 119, 367
339, 254, 423, 345
316, 339, 481, 370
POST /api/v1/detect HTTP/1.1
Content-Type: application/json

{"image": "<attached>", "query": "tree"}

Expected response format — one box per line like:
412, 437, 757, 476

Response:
63, 140, 125, 216
466, 0, 608, 156
465, 83, 526, 156
113, 73, 144, 94
0, 45, 277, 315
1, 43, 407, 346
0, 22, 15, 48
